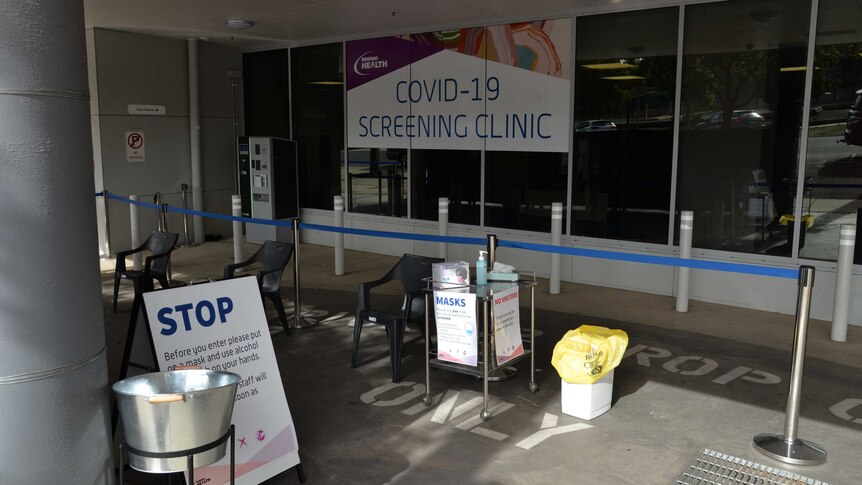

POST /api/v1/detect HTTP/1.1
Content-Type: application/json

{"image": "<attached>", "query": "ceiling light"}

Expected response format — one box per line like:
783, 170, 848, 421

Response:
582, 62, 635, 70
601, 75, 646, 81
227, 18, 253, 30
780, 66, 807, 72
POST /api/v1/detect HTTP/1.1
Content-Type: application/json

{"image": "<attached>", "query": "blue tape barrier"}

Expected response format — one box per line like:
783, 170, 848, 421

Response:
99, 192, 799, 280
499, 239, 798, 279
299, 223, 485, 246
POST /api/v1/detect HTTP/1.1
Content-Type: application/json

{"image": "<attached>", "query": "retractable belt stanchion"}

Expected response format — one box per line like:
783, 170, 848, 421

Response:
232, 195, 244, 264
180, 183, 196, 247
130, 195, 142, 271
103, 189, 113, 257
439, 197, 449, 260
153, 193, 162, 230
754, 265, 827, 465
291, 218, 318, 329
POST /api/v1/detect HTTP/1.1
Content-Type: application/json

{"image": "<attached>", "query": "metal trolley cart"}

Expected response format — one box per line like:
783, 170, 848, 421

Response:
420, 273, 538, 421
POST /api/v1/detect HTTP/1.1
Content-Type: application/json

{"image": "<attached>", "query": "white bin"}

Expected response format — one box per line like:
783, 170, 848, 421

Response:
561, 369, 614, 420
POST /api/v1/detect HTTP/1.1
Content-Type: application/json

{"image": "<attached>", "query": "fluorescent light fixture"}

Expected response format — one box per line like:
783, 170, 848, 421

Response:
308, 81, 343, 85
601, 75, 646, 81
226, 18, 253, 30
582, 62, 635, 70
779, 66, 819, 72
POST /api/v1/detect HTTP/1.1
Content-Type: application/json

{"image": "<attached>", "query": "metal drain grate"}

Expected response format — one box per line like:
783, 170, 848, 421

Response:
674, 449, 829, 485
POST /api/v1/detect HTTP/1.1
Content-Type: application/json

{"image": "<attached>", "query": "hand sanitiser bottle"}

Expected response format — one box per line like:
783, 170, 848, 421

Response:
476, 250, 488, 285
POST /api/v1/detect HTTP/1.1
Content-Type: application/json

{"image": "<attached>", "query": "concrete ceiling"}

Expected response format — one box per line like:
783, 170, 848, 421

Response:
83, 0, 699, 51
83, 0, 862, 55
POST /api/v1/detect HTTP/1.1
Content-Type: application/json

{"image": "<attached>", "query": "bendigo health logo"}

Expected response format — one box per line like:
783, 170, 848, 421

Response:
353, 51, 389, 76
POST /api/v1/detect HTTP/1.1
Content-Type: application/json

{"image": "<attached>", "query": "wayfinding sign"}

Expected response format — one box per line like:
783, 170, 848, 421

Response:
143, 277, 300, 484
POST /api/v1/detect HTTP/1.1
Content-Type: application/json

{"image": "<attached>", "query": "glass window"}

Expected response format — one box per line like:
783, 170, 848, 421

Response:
485, 152, 568, 232
347, 147, 407, 217
678, 0, 811, 255
290, 43, 344, 210
573, 8, 678, 243
411, 149, 481, 225
800, 2, 862, 261
243, 49, 290, 137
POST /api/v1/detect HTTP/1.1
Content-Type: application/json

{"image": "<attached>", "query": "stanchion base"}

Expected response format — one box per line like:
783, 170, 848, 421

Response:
291, 317, 318, 329
753, 434, 827, 466
481, 366, 517, 382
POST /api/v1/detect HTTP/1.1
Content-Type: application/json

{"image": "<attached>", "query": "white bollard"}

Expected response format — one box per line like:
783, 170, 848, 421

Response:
334, 195, 345, 276
439, 197, 449, 260
831, 224, 856, 342
676, 211, 693, 313
232, 195, 243, 264
550, 202, 562, 295
130, 195, 142, 270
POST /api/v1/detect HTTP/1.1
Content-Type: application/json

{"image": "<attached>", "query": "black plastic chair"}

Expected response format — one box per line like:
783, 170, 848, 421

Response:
113, 231, 178, 312
351, 254, 443, 383
224, 240, 295, 334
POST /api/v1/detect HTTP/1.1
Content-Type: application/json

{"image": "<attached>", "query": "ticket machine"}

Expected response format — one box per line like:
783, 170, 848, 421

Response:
238, 136, 299, 244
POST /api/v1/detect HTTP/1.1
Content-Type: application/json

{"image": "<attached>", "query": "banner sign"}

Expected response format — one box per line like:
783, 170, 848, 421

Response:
346, 20, 571, 152
143, 277, 300, 485
433, 290, 478, 366
492, 286, 524, 365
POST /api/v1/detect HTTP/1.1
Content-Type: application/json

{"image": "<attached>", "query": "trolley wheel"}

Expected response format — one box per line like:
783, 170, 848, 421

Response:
480, 409, 491, 421
421, 394, 433, 407
529, 382, 539, 394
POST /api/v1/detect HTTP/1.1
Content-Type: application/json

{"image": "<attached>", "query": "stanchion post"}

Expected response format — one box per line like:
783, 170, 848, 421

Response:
232, 195, 244, 264
130, 195, 142, 271
291, 218, 318, 329
180, 183, 195, 247
161, 203, 170, 233
754, 265, 827, 465
676, 211, 693, 313
161, 203, 172, 282
831, 224, 855, 342
103, 190, 112, 257
334, 195, 345, 276
154, 193, 163, 231
549, 202, 562, 295
438, 197, 449, 260
487, 234, 498, 269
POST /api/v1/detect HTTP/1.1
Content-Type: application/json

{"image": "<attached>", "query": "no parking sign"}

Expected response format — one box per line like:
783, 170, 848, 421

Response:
126, 131, 145, 162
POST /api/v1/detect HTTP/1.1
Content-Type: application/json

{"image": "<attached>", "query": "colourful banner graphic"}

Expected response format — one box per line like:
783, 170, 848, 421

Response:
347, 19, 571, 152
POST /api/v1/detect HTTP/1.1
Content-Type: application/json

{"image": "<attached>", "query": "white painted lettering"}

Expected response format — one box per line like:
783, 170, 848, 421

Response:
663, 356, 719, 376
515, 413, 593, 450
830, 398, 862, 424
360, 381, 425, 407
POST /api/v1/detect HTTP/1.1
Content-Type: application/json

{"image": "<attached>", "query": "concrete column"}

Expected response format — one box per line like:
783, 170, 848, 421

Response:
188, 39, 204, 244
334, 195, 345, 275
550, 202, 563, 295
676, 211, 693, 313
438, 197, 449, 260
831, 224, 856, 342
232, 195, 244, 264
0, 1, 113, 482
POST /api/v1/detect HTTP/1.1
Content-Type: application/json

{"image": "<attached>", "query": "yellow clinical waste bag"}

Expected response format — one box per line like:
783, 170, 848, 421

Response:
551, 325, 629, 384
